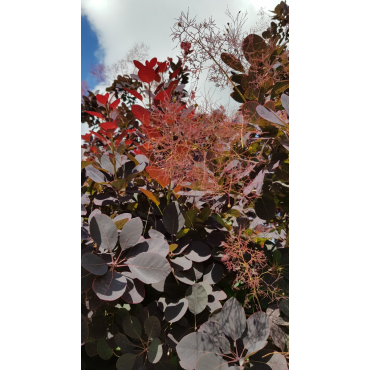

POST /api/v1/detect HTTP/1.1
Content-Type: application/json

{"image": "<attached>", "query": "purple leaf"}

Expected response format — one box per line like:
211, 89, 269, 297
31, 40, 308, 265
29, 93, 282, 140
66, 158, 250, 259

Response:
176, 332, 220, 370
171, 256, 192, 271
164, 298, 188, 323
183, 241, 211, 262
81, 253, 108, 276
242, 312, 270, 356
128, 252, 171, 284
93, 271, 127, 301
185, 283, 208, 315
220, 298, 246, 341
119, 217, 143, 250
90, 214, 118, 253
203, 263, 224, 284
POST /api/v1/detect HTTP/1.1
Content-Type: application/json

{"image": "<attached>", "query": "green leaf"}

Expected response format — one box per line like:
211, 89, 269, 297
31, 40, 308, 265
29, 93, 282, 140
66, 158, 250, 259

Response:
271, 80, 289, 99
221, 53, 245, 72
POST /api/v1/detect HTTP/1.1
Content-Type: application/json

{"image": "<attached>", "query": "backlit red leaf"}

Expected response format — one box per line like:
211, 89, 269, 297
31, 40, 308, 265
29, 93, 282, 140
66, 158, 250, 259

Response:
81, 133, 92, 142
96, 93, 109, 105
114, 131, 127, 147
101, 121, 118, 131
148, 58, 157, 68
85, 111, 104, 120
131, 105, 151, 126
138, 66, 156, 83
146, 166, 170, 188
157, 62, 168, 73
133, 60, 145, 69
109, 99, 120, 110
154, 90, 171, 102
123, 88, 143, 101
170, 69, 180, 79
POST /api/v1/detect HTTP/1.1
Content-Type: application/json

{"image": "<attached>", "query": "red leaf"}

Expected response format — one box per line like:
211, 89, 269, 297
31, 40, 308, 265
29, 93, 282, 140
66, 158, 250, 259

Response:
170, 69, 180, 79
90, 130, 108, 144
114, 131, 127, 147
101, 121, 118, 131
133, 60, 145, 69
138, 66, 156, 83
85, 111, 104, 120
127, 129, 136, 133
90, 146, 98, 154
131, 105, 151, 126
154, 73, 161, 83
125, 140, 133, 145
81, 133, 92, 142
148, 58, 157, 68
96, 93, 109, 105
168, 79, 179, 92
154, 90, 171, 102
146, 166, 170, 188
154, 82, 165, 94
123, 88, 143, 101
109, 99, 120, 110
133, 149, 143, 155
157, 62, 168, 73
141, 125, 162, 140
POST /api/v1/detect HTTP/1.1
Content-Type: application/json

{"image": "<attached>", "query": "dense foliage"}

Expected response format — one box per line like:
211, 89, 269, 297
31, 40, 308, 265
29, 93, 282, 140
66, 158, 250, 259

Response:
81, 2, 289, 369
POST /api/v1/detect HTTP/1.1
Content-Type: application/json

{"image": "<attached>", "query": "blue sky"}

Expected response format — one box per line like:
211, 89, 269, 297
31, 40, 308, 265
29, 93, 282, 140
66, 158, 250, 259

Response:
81, 15, 99, 90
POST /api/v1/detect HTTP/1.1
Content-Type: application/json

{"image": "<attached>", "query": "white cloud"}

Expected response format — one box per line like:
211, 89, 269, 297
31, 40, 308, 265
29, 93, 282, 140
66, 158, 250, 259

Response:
81, 0, 279, 124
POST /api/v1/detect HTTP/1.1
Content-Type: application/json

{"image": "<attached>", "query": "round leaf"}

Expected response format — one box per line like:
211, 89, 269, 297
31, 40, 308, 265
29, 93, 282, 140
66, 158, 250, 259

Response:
148, 338, 163, 364
163, 202, 185, 234
90, 214, 118, 252
195, 353, 229, 370
93, 271, 127, 301
128, 252, 171, 284
220, 297, 246, 341
254, 196, 276, 221
185, 283, 208, 315
176, 332, 220, 370
81, 315, 89, 345
144, 316, 161, 339
203, 263, 224, 284
183, 241, 211, 262
164, 298, 189, 323
81, 253, 108, 276
116, 353, 137, 370
119, 217, 143, 250
122, 315, 142, 340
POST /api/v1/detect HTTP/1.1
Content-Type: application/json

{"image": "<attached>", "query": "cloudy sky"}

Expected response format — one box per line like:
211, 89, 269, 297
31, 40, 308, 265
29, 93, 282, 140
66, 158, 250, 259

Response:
81, 0, 280, 133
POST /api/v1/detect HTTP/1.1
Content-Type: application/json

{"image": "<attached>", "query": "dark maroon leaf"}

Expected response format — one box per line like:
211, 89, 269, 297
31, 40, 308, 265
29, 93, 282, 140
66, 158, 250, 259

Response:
116, 353, 138, 370
164, 298, 188, 323
176, 332, 220, 370
148, 338, 163, 363
81, 315, 89, 345
128, 252, 171, 284
163, 202, 185, 234
93, 271, 127, 301
172, 237, 191, 255
122, 276, 145, 304
81, 253, 108, 276
88, 209, 101, 224
171, 256, 192, 271
144, 316, 161, 339
203, 263, 224, 284
114, 333, 138, 353
128, 238, 169, 258
220, 298, 246, 341
93, 193, 116, 206
119, 217, 143, 250
97, 338, 113, 360
174, 269, 196, 285
254, 196, 276, 221
183, 241, 211, 262
81, 267, 95, 292
185, 283, 208, 315
122, 315, 142, 340
84, 341, 97, 357
90, 214, 118, 253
